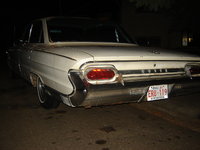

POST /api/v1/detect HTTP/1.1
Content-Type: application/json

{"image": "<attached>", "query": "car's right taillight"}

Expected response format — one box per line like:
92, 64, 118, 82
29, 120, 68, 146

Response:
185, 64, 200, 78
189, 66, 200, 75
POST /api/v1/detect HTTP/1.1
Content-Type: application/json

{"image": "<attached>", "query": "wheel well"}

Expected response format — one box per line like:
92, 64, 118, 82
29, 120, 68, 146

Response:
30, 73, 41, 87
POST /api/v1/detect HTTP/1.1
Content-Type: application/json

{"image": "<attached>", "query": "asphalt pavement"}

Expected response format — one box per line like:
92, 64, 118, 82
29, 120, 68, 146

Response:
131, 94, 200, 133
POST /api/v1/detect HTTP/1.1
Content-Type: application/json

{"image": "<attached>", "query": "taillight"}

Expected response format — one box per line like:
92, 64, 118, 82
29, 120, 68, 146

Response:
87, 68, 115, 80
190, 66, 200, 75
185, 64, 200, 78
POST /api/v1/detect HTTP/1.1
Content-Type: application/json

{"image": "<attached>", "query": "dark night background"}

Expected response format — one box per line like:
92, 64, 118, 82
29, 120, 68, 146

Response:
0, 0, 120, 48
1, 0, 200, 62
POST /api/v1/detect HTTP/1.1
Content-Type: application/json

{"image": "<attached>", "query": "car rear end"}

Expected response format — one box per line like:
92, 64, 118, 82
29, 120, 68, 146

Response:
66, 52, 200, 107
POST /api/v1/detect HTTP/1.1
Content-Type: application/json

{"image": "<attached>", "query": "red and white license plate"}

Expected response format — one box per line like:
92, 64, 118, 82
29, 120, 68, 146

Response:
147, 85, 168, 101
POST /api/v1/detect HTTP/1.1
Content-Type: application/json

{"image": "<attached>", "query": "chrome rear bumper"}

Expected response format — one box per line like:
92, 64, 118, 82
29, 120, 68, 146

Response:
66, 72, 200, 107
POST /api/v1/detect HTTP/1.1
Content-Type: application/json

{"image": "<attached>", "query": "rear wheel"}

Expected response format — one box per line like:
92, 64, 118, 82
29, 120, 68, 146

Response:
37, 78, 60, 109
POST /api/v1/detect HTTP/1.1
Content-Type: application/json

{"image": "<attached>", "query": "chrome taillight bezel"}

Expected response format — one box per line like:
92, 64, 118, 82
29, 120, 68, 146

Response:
82, 65, 119, 85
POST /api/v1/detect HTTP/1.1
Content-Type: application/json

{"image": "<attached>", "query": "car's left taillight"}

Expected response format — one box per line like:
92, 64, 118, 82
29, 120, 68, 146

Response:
84, 66, 118, 84
87, 68, 115, 80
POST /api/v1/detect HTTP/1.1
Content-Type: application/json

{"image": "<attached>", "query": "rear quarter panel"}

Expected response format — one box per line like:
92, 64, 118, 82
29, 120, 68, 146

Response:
30, 50, 76, 95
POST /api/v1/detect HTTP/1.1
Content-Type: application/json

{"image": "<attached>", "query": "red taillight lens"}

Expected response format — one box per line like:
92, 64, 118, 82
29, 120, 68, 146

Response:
87, 68, 115, 80
190, 66, 200, 75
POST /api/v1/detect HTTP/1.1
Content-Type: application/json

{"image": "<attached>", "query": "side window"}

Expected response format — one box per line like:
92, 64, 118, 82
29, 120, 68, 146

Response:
29, 21, 44, 43
22, 24, 32, 43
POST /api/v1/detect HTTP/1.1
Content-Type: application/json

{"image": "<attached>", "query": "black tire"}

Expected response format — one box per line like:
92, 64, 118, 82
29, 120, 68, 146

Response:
37, 78, 60, 109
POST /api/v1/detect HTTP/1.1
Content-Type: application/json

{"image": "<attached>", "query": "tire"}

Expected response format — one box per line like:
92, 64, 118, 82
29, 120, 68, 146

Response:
37, 77, 60, 109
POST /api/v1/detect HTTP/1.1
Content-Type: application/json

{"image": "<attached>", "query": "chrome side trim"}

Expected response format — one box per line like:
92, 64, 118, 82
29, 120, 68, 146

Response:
32, 49, 77, 61
123, 75, 187, 82
119, 68, 185, 75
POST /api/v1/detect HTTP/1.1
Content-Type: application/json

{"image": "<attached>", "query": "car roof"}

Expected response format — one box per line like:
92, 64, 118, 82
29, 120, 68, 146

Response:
34, 16, 116, 26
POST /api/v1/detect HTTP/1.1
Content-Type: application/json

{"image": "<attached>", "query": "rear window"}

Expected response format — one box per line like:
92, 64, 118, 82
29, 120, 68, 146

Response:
47, 18, 134, 43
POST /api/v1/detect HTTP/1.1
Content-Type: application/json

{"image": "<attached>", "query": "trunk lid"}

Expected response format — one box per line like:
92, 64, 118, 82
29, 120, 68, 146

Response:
49, 42, 200, 62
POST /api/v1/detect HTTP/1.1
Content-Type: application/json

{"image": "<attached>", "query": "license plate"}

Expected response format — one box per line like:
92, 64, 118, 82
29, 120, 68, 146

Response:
147, 85, 168, 101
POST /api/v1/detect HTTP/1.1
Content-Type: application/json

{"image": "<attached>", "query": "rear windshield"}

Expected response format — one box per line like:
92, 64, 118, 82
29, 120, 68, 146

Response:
47, 18, 134, 43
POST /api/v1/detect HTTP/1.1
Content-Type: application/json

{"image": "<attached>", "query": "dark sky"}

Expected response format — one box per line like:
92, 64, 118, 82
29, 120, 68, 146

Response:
1, 0, 120, 23
0, 0, 120, 49
1, 0, 199, 50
